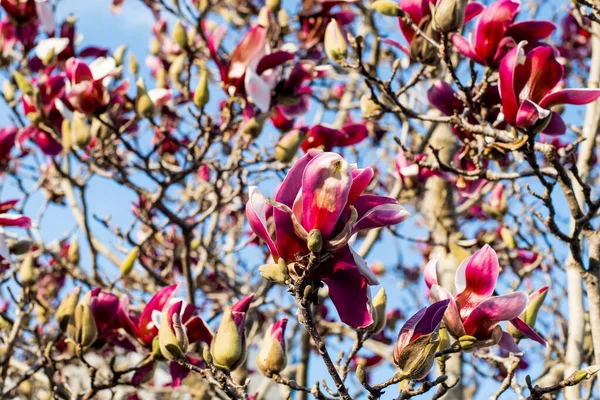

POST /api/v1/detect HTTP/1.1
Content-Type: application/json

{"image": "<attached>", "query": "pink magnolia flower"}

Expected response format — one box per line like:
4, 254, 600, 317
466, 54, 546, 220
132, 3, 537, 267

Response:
393, 299, 449, 363
0, 127, 17, 167
0, 200, 30, 228
301, 122, 369, 152
64, 57, 117, 115
276, 60, 329, 120
298, 0, 356, 49
395, 148, 437, 188
89, 288, 123, 341
425, 245, 546, 353
558, 12, 591, 63
246, 150, 410, 328
498, 42, 600, 136
451, 0, 555, 67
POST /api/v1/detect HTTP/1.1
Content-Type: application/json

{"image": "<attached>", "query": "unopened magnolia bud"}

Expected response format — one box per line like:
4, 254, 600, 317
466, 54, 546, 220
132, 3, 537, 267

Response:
371, 0, 404, 16
2, 80, 15, 102
278, 9, 289, 28
458, 335, 477, 352
324, 20, 347, 63
120, 247, 139, 277
149, 39, 161, 55
256, 318, 288, 375
202, 345, 213, 364
500, 226, 516, 250
524, 289, 547, 329
13, 71, 33, 96
193, 68, 210, 108
71, 113, 92, 149
113, 45, 127, 66
151, 336, 162, 358
360, 94, 383, 120
19, 252, 35, 285
91, 115, 111, 140
68, 298, 98, 350
168, 54, 186, 84
266, 0, 280, 11
368, 287, 387, 335
243, 117, 264, 138
395, 332, 439, 380
572, 365, 600, 382
136, 79, 155, 117
436, 327, 451, 355
56, 286, 81, 331
68, 237, 80, 264
61, 118, 72, 153
211, 308, 246, 371
9, 239, 32, 255
42, 47, 56, 66
433, 0, 468, 33
275, 129, 306, 163
258, 7, 271, 29
159, 303, 189, 360
155, 66, 167, 89
173, 20, 188, 49
307, 229, 323, 253
259, 260, 289, 284
410, 16, 440, 65
356, 364, 367, 386
129, 53, 139, 76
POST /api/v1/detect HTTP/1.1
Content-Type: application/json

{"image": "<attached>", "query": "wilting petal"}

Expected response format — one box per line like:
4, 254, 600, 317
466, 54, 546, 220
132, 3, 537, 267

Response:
301, 152, 351, 239
498, 331, 523, 355
509, 317, 546, 346
246, 186, 280, 260
541, 112, 567, 136
464, 2, 484, 22
506, 20, 556, 42
540, 88, 600, 109
138, 284, 178, 345
515, 99, 550, 128
228, 25, 267, 80
245, 69, 271, 112
455, 245, 499, 316
424, 258, 438, 288
352, 203, 410, 234
430, 285, 466, 338
473, 0, 520, 64
450, 34, 486, 65
322, 253, 373, 329
427, 80, 464, 116
463, 292, 528, 339
0, 214, 31, 228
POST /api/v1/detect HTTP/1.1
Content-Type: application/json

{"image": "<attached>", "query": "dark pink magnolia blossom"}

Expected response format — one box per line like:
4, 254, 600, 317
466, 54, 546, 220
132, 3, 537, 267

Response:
276, 60, 329, 120
64, 57, 117, 114
425, 245, 546, 353
1, 0, 53, 34
558, 12, 591, 63
451, 0, 555, 67
393, 299, 449, 364
207, 24, 294, 113
89, 288, 124, 341
246, 150, 410, 328
301, 122, 369, 152
0, 127, 18, 167
498, 42, 600, 136
298, 0, 356, 49
0, 199, 31, 261
395, 148, 437, 188
454, 152, 487, 198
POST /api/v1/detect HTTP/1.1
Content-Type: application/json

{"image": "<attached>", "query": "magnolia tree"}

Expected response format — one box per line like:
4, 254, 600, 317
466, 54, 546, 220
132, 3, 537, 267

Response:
2, 0, 600, 399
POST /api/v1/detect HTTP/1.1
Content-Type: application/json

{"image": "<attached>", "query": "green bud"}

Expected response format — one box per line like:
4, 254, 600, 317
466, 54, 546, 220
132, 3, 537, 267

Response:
433, 0, 468, 33
158, 305, 189, 360
368, 287, 387, 335
120, 247, 139, 277
129, 53, 139, 76
13, 71, 34, 96
61, 118, 72, 154
275, 129, 307, 163
371, 0, 404, 16
19, 252, 35, 286
71, 113, 92, 149
173, 20, 188, 49
307, 229, 323, 253
395, 332, 440, 380
458, 335, 478, 352
9, 239, 32, 255
56, 286, 81, 331
211, 309, 246, 371
136, 78, 155, 117
499, 226, 516, 250
259, 260, 289, 284
203, 345, 213, 364
68, 295, 98, 351
90, 115, 111, 141
324, 20, 348, 63
266, 0, 281, 11
42, 47, 56, 66
356, 364, 367, 386
151, 336, 162, 358
168, 54, 186, 84
524, 289, 548, 329
193, 68, 210, 108
256, 322, 287, 375
360, 94, 383, 120
149, 39, 161, 56
242, 117, 264, 139
68, 237, 80, 264
2, 79, 15, 102
26, 112, 42, 125
113, 45, 127, 66
572, 365, 600, 382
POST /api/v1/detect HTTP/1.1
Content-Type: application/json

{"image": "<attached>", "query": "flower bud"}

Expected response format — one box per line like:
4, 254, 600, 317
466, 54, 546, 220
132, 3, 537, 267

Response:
61, 118, 72, 153
410, 16, 440, 65
19, 252, 35, 286
360, 94, 383, 120
307, 229, 323, 253
91, 115, 112, 141
173, 20, 188, 49
242, 117, 265, 138
159, 301, 189, 360
483, 183, 507, 218
68, 237, 80, 264
259, 259, 289, 284
13, 71, 33, 96
56, 286, 81, 331
395, 332, 440, 380
433, 0, 467, 33
2, 80, 15, 102
266, 0, 280, 11
458, 334, 477, 352
129, 53, 139, 76
120, 246, 139, 277
168, 54, 186, 85
368, 287, 386, 335
275, 129, 307, 163
211, 294, 253, 371
9, 239, 32, 255
68, 295, 98, 350
256, 318, 288, 375
324, 20, 347, 63
371, 0, 404, 16
71, 113, 92, 149
571, 365, 600, 383
136, 79, 155, 117
113, 44, 127, 66
508, 287, 548, 339
499, 226, 516, 250
193, 68, 210, 108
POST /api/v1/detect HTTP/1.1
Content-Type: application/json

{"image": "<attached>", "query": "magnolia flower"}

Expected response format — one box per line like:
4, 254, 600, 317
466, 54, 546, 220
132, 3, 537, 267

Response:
64, 57, 117, 114
301, 122, 369, 152
246, 150, 410, 328
425, 245, 546, 354
0, 199, 31, 261
558, 12, 591, 62
451, 0, 555, 67
498, 42, 600, 135
395, 148, 436, 189
298, 0, 356, 49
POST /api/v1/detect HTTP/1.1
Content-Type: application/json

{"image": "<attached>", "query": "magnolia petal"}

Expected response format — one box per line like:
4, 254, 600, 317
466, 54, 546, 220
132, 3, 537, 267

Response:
427, 80, 464, 116
455, 245, 499, 316
498, 331, 523, 355
379, 38, 410, 55
245, 69, 271, 113
521, 46, 564, 105
464, 2, 484, 23
185, 316, 214, 345
0, 233, 9, 261
35, 38, 70, 60
301, 152, 351, 239
347, 166, 374, 205
430, 285, 466, 338
117, 295, 142, 342
424, 258, 438, 289
506, 20, 556, 42
229, 25, 267, 80
463, 292, 528, 339
540, 88, 600, 109
36, 1, 55, 34
450, 34, 486, 65
246, 186, 280, 260
473, 0, 520, 64
89, 57, 117, 81
515, 99, 550, 128
509, 317, 546, 346
138, 284, 179, 345
255, 51, 295, 76
169, 360, 190, 388
349, 246, 379, 285
132, 361, 155, 386
541, 112, 567, 136
352, 203, 410, 234
498, 44, 525, 125
0, 213, 31, 228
